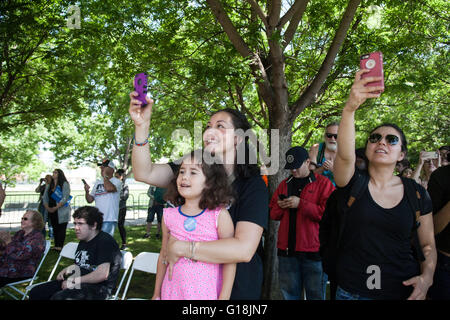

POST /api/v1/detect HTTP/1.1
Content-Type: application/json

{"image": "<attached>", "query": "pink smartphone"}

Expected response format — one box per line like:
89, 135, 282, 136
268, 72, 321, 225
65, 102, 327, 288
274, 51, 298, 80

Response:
360, 51, 384, 93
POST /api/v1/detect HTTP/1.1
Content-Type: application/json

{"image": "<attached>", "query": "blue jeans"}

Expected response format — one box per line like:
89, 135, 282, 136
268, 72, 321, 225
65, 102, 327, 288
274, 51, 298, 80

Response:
335, 286, 373, 300
278, 254, 326, 300
101, 222, 117, 237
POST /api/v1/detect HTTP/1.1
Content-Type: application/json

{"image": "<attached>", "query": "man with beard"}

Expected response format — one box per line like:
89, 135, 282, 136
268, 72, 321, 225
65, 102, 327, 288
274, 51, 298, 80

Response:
309, 122, 339, 186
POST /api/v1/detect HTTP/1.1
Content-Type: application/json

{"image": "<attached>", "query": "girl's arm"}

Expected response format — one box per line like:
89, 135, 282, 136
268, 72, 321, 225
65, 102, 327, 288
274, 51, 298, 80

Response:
403, 213, 437, 300
129, 92, 174, 188
216, 208, 236, 300
152, 216, 170, 300
335, 69, 383, 187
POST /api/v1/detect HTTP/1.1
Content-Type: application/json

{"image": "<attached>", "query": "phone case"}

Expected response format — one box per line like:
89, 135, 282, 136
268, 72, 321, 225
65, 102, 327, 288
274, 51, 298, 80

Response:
360, 51, 384, 93
134, 73, 148, 106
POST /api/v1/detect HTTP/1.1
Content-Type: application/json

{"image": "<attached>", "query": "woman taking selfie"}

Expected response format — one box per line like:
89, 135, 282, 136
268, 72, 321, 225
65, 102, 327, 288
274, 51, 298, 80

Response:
129, 92, 268, 299
333, 69, 436, 300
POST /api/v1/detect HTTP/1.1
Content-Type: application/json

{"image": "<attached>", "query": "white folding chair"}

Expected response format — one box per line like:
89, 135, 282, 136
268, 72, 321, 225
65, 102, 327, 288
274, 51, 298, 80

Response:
46, 242, 78, 281
121, 252, 159, 300
110, 250, 133, 300
2, 240, 51, 300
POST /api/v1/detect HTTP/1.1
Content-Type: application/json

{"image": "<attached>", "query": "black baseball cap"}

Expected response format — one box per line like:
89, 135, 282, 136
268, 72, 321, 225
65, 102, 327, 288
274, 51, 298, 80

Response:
284, 146, 309, 170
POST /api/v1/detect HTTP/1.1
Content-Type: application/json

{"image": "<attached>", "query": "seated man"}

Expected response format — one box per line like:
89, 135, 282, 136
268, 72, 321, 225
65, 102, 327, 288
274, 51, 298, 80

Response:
29, 206, 122, 300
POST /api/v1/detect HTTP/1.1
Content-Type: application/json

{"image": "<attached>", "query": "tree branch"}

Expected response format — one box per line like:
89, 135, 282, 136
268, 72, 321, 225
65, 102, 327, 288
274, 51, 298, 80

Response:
290, 0, 361, 121
279, 0, 308, 28
282, 0, 309, 49
206, 0, 252, 58
267, 0, 282, 28
245, 0, 268, 29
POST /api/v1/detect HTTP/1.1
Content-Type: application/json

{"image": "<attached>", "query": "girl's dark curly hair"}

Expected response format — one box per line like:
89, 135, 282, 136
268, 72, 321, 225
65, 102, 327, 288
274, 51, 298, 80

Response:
165, 150, 234, 210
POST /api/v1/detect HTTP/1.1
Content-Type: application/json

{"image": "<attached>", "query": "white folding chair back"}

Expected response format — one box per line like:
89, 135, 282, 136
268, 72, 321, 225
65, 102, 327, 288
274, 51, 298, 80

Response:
47, 242, 78, 281
110, 250, 133, 300
2, 240, 51, 300
121, 252, 159, 300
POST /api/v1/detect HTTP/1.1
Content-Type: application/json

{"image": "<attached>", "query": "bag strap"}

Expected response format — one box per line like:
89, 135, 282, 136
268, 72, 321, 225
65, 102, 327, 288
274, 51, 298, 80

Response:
337, 173, 370, 246
401, 177, 425, 262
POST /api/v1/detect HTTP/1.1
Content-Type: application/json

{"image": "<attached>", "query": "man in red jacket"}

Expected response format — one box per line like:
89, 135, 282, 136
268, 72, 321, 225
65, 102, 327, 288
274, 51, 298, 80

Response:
270, 146, 335, 300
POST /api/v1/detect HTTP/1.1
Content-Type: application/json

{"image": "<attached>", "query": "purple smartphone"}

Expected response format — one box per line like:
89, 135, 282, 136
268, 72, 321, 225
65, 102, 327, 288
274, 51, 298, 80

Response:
134, 73, 148, 107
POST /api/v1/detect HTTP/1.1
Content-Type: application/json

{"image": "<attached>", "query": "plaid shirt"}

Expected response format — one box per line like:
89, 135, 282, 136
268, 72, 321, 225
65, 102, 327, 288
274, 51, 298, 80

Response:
0, 230, 45, 278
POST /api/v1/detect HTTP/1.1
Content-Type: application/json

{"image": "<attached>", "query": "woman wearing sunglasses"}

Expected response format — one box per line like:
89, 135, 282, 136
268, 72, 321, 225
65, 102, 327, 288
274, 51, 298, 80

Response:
0, 210, 46, 289
333, 69, 437, 300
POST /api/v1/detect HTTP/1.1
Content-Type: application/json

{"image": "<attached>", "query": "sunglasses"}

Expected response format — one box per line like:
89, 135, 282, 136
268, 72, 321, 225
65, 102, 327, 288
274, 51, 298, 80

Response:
21, 217, 29, 221
325, 133, 338, 139
368, 133, 399, 146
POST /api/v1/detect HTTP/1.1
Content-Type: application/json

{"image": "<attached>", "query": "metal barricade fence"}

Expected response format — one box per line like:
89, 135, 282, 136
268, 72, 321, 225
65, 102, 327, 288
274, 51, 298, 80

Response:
0, 192, 152, 230
0, 193, 40, 229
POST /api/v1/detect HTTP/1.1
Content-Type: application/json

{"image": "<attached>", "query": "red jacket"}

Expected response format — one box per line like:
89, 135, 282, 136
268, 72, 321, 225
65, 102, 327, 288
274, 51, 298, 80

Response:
269, 173, 335, 253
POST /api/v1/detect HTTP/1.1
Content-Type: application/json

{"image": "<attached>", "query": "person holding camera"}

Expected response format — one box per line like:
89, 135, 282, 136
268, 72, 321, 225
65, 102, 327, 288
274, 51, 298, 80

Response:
412, 150, 439, 189
35, 175, 52, 237
333, 69, 436, 300
269, 146, 335, 300
84, 159, 122, 237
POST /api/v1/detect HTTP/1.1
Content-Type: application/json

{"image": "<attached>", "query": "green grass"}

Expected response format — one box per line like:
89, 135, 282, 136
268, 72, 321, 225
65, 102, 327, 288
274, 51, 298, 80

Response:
0, 224, 162, 300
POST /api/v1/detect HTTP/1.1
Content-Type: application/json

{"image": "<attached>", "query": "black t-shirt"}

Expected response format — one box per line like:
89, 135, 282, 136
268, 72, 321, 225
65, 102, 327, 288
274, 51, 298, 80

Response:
336, 173, 432, 300
75, 231, 122, 292
169, 162, 269, 299
427, 165, 450, 254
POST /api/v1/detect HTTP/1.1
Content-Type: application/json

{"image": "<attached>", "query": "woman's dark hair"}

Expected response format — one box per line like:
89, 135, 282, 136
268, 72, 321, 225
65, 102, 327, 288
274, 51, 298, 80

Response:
72, 206, 103, 230
51, 168, 68, 190
165, 151, 234, 210
212, 108, 260, 178
365, 123, 408, 159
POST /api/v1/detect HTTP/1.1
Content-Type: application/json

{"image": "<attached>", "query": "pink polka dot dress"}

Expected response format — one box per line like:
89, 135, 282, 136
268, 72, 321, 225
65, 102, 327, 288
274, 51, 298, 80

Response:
161, 206, 223, 300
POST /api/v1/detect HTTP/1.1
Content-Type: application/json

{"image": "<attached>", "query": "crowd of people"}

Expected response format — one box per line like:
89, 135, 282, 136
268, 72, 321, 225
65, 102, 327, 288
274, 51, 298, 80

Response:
0, 69, 448, 301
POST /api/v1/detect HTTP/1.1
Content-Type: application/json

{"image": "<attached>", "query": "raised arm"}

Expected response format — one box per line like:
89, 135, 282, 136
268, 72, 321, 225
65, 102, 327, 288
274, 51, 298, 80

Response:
129, 91, 174, 188
334, 69, 383, 187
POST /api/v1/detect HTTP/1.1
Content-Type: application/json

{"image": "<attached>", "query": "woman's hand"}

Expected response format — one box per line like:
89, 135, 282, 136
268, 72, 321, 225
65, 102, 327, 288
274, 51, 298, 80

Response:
129, 91, 154, 128
47, 207, 57, 213
344, 69, 383, 112
403, 274, 433, 300
166, 235, 187, 280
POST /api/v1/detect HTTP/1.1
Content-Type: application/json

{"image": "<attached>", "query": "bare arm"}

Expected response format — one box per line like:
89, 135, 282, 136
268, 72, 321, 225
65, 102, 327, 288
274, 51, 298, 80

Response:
167, 220, 263, 273
403, 213, 437, 300
84, 183, 94, 203
217, 208, 236, 300
152, 217, 169, 300
433, 201, 450, 235
129, 91, 174, 188
412, 151, 425, 184
102, 177, 117, 193
61, 263, 111, 290
334, 69, 383, 187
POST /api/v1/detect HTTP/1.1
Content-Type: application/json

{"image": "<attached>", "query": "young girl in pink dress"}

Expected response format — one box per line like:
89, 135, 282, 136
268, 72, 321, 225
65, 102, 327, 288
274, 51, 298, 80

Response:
152, 151, 236, 300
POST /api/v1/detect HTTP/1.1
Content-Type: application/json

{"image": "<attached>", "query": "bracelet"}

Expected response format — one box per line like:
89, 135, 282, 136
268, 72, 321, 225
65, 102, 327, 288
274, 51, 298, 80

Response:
133, 134, 149, 147
189, 241, 197, 262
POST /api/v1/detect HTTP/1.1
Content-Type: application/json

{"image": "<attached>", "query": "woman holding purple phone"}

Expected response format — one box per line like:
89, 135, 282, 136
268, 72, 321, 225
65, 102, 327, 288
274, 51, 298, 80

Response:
129, 83, 268, 300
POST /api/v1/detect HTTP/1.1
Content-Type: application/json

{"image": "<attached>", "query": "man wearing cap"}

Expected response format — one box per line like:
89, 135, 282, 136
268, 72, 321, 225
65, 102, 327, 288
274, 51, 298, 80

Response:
269, 146, 335, 300
84, 159, 122, 237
